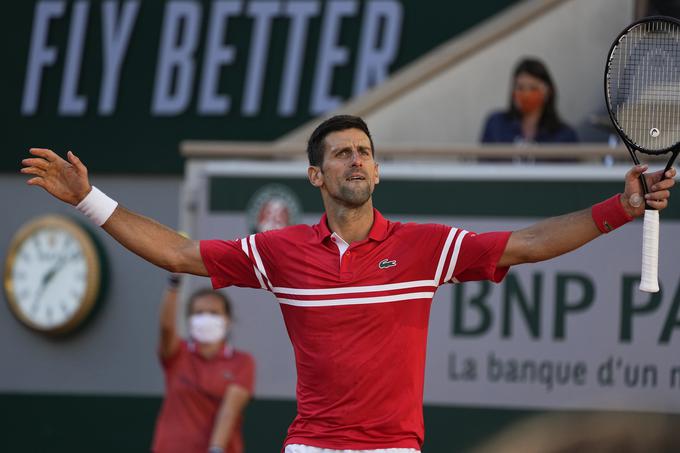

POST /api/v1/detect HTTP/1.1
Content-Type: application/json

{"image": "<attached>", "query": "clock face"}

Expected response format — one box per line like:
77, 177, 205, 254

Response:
4, 215, 103, 334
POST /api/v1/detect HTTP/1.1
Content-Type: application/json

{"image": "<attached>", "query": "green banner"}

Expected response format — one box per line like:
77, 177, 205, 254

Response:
208, 176, 680, 219
0, 392, 538, 453
2, 0, 518, 174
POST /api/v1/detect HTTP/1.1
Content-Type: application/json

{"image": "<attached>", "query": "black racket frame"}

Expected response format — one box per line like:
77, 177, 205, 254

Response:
604, 15, 680, 202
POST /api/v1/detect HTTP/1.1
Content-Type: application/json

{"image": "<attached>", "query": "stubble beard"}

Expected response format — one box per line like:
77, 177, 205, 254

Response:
336, 183, 372, 208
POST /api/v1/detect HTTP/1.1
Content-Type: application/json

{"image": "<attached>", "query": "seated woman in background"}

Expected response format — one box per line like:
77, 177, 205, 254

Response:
152, 280, 255, 453
481, 57, 578, 144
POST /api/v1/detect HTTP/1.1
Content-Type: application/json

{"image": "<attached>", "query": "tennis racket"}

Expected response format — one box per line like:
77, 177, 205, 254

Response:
605, 16, 680, 293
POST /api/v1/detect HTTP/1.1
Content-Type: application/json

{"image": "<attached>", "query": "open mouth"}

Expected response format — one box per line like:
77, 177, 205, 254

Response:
346, 175, 366, 181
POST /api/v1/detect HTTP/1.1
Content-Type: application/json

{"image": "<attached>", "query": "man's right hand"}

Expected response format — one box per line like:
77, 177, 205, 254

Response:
21, 148, 92, 206
21, 148, 209, 277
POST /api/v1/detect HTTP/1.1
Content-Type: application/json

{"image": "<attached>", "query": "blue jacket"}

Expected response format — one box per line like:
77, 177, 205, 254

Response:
481, 111, 578, 143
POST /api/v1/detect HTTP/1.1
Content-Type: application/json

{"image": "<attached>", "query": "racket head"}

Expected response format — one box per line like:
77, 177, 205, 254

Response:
605, 16, 680, 155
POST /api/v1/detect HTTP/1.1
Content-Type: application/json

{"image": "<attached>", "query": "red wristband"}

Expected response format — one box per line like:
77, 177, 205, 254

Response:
591, 194, 633, 233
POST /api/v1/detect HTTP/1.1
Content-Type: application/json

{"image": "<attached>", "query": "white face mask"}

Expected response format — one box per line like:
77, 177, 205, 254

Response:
189, 313, 228, 344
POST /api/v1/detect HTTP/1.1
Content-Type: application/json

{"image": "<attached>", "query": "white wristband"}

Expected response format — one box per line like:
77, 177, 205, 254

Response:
76, 186, 118, 226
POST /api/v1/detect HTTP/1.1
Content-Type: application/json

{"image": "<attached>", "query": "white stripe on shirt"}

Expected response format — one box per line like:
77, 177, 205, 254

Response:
277, 292, 434, 307
433, 227, 457, 285
444, 229, 468, 283
273, 279, 437, 296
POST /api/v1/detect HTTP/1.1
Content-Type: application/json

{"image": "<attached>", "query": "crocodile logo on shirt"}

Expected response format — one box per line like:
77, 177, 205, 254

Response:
378, 259, 397, 269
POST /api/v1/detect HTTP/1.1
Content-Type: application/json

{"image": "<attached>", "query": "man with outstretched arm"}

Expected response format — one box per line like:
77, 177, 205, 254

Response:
22, 115, 675, 453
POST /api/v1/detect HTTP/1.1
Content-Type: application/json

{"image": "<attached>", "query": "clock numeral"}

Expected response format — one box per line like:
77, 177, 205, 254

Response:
31, 236, 42, 259
47, 231, 58, 248
59, 301, 71, 315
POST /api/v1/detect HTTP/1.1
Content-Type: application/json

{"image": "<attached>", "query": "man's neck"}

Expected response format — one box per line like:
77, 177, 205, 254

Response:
325, 201, 375, 244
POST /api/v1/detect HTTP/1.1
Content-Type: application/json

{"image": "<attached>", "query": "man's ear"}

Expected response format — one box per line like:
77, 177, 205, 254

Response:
374, 161, 380, 185
308, 165, 323, 187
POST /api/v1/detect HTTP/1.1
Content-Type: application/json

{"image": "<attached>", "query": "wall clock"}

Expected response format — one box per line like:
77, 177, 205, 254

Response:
4, 215, 106, 335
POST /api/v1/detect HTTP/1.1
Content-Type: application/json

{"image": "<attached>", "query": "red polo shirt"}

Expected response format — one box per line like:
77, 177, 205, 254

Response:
200, 210, 510, 450
152, 341, 255, 453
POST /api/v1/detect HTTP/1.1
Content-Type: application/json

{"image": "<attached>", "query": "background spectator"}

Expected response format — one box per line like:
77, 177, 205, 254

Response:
152, 282, 255, 453
481, 57, 578, 144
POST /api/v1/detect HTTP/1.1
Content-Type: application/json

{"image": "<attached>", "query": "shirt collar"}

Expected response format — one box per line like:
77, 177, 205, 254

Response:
316, 208, 389, 243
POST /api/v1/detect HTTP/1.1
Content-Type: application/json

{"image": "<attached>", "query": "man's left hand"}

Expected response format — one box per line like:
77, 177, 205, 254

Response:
621, 165, 676, 217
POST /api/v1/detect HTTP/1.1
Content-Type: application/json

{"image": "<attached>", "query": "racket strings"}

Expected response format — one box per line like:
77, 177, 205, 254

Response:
607, 20, 680, 153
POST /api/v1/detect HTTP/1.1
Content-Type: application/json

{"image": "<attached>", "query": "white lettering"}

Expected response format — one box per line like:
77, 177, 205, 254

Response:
310, 0, 358, 115
22, 1, 66, 115
198, 0, 242, 115
353, 0, 402, 96
278, 0, 319, 116
242, 0, 281, 116
59, 1, 89, 115
152, 1, 202, 115
99, 0, 140, 115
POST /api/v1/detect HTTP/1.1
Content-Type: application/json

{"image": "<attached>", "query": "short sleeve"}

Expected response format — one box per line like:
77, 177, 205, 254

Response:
159, 340, 188, 370
234, 353, 256, 395
200, 238, 265, 290
451, 231, 512, 283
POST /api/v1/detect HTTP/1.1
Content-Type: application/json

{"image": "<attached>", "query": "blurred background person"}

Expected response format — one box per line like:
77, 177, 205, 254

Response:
481, 57, 578, 144
152, 279, 255, 453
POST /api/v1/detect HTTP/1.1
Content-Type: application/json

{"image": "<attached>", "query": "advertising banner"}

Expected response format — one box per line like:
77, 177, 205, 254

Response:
2, 0, 517, 173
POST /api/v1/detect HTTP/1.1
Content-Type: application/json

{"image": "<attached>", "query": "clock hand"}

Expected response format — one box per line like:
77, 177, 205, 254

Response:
47, 251, 81, 280
30, 253, 72, 310
31, 278, 49, 312
43, 256, 67, 284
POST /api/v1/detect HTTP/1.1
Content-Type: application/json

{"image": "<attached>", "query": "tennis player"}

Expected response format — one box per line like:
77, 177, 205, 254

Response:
22, 115, 675, 453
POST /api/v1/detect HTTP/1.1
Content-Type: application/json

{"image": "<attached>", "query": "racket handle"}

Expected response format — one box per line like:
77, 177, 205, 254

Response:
639, 209, 660, 293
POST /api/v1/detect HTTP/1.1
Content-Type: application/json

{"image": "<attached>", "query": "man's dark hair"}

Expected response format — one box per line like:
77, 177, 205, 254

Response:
186, 288, 232, 318
307, 115, 374, 167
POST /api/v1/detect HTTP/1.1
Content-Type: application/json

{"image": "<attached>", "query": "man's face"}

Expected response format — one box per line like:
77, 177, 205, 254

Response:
309, 128, 379, 208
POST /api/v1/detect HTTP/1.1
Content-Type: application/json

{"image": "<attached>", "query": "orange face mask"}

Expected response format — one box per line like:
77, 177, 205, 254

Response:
513, 89, 545, 114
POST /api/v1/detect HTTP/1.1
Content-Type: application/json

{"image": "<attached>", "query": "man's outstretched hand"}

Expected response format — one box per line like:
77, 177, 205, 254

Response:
21, 148, 92, 206
620, 164, 676, 218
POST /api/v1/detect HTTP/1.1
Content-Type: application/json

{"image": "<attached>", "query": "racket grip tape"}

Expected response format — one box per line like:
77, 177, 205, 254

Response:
640, 209, 660, 293
591, 194, 633, 233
